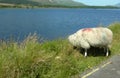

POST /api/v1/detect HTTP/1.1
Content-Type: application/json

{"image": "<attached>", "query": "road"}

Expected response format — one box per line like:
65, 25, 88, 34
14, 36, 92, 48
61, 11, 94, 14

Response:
81, 55, 120, 78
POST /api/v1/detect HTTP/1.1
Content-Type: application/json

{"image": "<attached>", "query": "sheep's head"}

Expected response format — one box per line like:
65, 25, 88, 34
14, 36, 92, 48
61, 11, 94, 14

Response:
68, 33, 81, 47
68, 34, 76, 45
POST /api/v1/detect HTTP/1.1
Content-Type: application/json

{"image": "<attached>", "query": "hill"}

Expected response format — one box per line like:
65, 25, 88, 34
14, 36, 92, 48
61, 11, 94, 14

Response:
0, 0, 85, 7
115, 3, 120, 7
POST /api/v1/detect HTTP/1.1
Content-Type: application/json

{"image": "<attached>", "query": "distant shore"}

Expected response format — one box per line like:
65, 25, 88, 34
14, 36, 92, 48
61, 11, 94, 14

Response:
0, 3, 120, 9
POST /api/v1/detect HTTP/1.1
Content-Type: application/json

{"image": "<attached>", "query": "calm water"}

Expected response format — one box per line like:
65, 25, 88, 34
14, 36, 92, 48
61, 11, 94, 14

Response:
0, 8, 120, 40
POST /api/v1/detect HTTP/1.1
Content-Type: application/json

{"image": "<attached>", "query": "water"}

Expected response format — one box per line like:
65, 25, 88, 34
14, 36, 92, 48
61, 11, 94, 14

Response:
0, 8, 120, 40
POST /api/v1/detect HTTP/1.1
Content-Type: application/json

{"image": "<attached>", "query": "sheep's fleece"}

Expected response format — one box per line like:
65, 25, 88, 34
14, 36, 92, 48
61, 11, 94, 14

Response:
68, 27, 113, 49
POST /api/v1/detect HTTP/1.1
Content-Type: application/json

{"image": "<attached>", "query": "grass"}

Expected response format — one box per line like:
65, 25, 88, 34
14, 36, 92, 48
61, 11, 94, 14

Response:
0, 22, 120, 78
109, 22, 120, 55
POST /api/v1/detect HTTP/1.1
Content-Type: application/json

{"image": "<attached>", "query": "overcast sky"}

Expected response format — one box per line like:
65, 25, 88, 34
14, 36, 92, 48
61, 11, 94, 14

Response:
73, 0, 120, 6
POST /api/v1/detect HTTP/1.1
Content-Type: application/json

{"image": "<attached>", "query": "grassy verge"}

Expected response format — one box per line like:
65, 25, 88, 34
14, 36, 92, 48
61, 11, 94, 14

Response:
109, 22, 120, 55
0, 23, 120, 78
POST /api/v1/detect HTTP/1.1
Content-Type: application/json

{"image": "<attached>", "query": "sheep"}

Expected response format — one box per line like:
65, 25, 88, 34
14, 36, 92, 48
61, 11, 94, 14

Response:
68, 27, 113, 57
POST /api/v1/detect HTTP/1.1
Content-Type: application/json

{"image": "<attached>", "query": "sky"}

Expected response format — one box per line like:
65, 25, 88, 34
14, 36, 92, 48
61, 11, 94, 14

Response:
73, 0, 120, 6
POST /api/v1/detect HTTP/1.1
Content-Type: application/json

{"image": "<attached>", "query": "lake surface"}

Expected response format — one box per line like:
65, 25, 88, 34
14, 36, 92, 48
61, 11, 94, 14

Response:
0, 8, 120, 41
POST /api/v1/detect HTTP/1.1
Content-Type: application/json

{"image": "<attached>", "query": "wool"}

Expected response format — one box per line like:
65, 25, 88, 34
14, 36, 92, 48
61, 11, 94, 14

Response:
68, 27, 113, 57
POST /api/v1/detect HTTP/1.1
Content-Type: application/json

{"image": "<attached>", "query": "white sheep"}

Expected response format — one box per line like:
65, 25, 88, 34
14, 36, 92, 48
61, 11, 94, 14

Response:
68, 27, 113, 57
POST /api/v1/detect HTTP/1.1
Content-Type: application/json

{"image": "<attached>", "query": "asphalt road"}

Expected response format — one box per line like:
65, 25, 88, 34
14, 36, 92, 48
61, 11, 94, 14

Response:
81, 55, 120, 78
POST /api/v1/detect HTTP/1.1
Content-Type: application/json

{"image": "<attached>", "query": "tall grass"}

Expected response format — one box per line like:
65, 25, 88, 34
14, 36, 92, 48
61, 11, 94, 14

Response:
109, 22, 120, 55
0, 23, 120, 78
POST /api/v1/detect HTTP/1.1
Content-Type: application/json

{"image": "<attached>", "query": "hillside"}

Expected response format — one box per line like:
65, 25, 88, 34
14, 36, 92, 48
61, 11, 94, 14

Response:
0, 0, 85, 7
116, 3, 120, 7
0, 0, 119, 8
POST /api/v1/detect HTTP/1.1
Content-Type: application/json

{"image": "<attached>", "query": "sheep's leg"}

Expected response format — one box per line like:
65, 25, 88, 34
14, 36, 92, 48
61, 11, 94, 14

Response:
84, 49, 87, 57
104, 47, 106, 53
106, 48, 109, 57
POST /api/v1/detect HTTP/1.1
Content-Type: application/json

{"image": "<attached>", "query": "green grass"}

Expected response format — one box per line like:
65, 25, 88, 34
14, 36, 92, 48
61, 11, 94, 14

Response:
109, 22, 120, 55
0, 23, 120, 78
